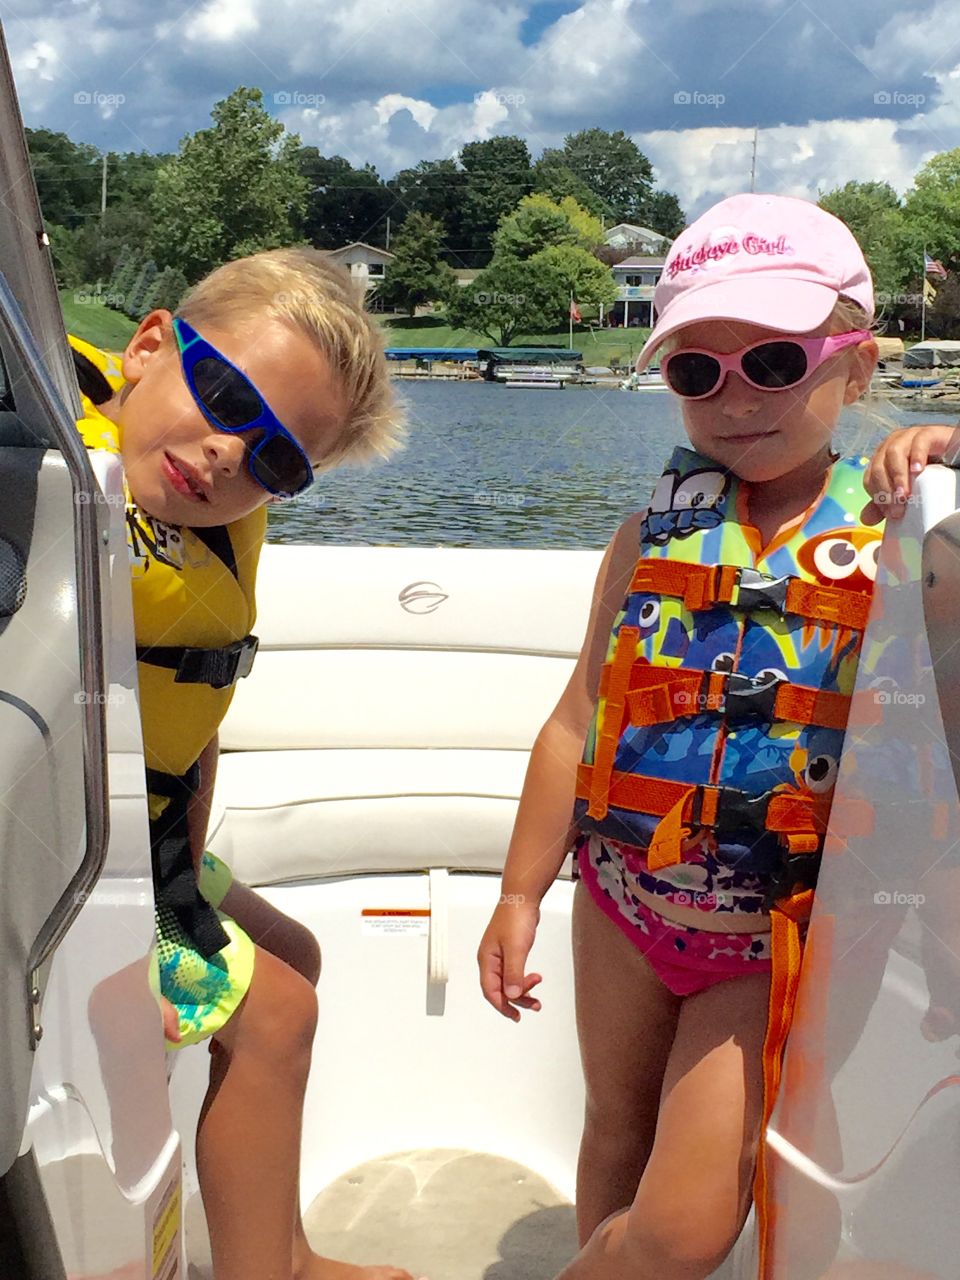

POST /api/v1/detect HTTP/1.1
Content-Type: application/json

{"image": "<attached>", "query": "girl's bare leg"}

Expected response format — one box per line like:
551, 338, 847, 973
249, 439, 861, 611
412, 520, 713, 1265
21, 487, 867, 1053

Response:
572, 881, 683, 1244
559, 965, 772, 1280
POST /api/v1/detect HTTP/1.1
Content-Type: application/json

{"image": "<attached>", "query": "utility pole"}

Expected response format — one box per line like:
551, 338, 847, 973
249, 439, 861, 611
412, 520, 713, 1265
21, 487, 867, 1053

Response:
385, 215, 390, 250
749, 127, 758, 193
100, 152, 107, 216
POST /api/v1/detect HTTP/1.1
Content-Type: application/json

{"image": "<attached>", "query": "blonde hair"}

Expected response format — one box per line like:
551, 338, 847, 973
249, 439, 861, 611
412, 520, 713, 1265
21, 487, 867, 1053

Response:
831, 295, 901, 450
175, 247, 406, 471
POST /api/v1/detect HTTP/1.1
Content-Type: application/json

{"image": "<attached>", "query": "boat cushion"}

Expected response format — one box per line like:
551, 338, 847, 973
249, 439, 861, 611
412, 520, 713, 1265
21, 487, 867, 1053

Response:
210, 544, 602, 882
207, 747, 576, 882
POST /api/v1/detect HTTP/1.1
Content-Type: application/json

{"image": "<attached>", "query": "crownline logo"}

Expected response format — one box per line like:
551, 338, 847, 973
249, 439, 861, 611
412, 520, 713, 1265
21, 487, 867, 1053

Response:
666, 233, 792, 279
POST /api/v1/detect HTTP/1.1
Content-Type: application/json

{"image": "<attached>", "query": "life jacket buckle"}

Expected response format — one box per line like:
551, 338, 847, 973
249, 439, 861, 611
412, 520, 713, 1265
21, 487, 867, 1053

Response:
736, 568, 792, 613
691, 784, 772, 832
762, 851, 821, 909
174, 634, 259, 689
721, 670, 782, 720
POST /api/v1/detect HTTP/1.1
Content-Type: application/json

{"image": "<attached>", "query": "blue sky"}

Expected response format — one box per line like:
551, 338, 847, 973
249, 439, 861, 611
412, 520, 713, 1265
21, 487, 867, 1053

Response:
9, 0, 960, 219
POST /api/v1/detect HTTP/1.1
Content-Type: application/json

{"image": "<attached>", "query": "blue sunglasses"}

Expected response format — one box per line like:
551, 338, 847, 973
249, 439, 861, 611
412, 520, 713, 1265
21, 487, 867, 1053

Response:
172, 316, 314, 497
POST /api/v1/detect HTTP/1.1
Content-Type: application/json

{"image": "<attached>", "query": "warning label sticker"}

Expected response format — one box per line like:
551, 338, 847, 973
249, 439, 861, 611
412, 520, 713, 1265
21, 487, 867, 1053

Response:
152, 1175, 181, 1279
362, 908, 430, 936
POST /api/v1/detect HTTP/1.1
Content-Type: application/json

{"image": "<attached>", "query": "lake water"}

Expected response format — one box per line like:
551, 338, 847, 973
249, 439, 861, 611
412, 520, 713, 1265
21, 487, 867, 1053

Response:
268, 381, 960, 550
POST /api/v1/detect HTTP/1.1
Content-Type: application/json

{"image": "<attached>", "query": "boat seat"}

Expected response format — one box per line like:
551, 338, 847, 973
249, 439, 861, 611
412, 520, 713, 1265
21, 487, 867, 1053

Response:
209, 543, 602, 885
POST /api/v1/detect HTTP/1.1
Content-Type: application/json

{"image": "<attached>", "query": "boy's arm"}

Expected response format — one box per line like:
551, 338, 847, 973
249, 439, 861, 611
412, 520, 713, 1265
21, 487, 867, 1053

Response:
186, 731, 219, 873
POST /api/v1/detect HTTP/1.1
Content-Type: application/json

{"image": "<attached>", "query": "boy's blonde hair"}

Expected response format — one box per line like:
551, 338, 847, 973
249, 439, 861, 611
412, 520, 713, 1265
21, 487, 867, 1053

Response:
175, 247, 406, 471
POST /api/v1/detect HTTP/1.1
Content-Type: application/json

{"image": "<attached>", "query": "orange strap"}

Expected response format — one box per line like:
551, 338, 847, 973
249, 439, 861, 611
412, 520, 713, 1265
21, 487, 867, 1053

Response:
574, 765, 834, 869
629, 558, 871, 630
754, 888, 815, 1279
615, 665, 852, 732
585, 626, 639, 822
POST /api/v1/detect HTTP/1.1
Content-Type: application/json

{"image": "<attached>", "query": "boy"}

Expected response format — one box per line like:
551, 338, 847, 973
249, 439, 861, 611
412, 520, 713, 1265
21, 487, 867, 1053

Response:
73, 248, 412, 1280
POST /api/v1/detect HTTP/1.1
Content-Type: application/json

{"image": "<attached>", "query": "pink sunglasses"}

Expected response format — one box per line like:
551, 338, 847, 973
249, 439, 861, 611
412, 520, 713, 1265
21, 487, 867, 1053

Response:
661, 329, 872, 400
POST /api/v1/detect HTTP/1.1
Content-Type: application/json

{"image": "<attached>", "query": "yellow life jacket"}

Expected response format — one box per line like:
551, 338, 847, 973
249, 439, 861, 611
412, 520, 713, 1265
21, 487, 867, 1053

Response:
70, 335, 267, 779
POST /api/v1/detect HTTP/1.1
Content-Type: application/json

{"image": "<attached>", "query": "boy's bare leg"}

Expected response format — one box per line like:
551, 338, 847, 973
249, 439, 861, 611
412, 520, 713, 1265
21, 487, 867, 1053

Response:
558, 965, 771, 1280
209, 889, 414, 1280
571, 881, 683, 1244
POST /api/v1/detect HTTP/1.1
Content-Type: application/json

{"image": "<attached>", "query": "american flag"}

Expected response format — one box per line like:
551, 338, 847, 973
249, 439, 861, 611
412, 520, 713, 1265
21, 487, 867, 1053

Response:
925, 253, 948, 279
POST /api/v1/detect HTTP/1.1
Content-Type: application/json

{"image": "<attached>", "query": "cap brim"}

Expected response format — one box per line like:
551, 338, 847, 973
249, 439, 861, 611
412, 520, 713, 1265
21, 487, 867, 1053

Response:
635, 278, 842, 371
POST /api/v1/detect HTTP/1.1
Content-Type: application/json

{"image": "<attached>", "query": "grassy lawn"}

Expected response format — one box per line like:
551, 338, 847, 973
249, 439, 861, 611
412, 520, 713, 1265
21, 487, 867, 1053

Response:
60, 291, 137, 351
379, 314, 651, 370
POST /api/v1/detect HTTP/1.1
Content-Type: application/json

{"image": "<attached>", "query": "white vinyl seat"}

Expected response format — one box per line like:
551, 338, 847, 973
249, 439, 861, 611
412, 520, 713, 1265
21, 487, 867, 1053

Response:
208, 543, 603, 885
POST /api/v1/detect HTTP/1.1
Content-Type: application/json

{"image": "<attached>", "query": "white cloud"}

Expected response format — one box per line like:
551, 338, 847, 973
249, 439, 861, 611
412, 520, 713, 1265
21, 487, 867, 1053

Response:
375, 94, 438, 131
13, 40, 58, 83
185, 0, 259, 43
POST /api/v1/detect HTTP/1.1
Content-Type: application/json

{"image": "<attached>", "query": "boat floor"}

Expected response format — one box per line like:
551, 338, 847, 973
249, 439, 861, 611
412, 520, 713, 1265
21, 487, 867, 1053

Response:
186, 1149, 578, 1280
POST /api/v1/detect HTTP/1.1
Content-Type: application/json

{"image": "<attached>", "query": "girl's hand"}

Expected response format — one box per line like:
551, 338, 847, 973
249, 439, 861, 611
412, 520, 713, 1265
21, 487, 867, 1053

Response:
477, 899, 543, 1021
862, 424, 960, 525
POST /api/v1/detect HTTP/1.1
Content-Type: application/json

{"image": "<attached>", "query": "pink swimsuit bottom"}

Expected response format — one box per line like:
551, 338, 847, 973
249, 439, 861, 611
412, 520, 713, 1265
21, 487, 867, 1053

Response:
575, 831, 788, 997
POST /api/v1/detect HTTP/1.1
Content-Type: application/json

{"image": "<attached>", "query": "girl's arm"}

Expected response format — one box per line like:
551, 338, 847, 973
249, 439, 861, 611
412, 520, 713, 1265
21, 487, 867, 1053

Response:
478, 510, 645, 1018
863, 423, 960, 523
186, 731, 219, 873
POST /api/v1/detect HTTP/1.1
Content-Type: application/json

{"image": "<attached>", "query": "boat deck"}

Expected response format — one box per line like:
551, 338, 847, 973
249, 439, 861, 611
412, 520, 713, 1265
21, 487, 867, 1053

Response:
186, 1150, 577, 1280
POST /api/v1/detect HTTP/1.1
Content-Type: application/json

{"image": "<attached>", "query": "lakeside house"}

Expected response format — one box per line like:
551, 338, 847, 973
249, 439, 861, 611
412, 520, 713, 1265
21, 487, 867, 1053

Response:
609, 256, 667, 328
318, 241, 395, 298
600, 224, 673, 328
603, 222, 671, 254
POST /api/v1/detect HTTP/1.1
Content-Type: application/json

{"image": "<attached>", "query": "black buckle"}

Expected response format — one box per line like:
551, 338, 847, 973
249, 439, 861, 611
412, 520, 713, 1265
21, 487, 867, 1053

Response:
736, 568, 792, 613
175, 634, 259, 689
720, 670, 782, 721
762, 852, 822, 910
690, 784, 772, 832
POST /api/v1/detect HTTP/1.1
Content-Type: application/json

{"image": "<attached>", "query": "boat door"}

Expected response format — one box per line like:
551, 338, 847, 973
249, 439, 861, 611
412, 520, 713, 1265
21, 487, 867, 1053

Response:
0, 23, 183, 1279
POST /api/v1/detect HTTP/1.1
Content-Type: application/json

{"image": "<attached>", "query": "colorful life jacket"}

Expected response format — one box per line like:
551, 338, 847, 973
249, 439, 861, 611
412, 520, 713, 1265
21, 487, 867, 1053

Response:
574, 444, 882, 892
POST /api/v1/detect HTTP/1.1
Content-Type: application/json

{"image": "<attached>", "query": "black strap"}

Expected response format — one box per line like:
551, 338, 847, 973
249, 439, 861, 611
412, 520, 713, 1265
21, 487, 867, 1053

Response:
190, 523, 238, 581
136, 633, 258, 689
145, 766, 230, 959
72, 347, 114, 405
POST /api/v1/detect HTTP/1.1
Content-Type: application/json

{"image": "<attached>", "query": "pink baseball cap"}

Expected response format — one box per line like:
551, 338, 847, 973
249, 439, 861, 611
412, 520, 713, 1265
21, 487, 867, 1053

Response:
636, 193, 874, 370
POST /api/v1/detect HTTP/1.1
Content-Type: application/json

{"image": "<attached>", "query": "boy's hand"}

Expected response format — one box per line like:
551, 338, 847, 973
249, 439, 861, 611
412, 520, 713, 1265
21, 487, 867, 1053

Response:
477, 899, 543, 1021
862, 424, 960, 525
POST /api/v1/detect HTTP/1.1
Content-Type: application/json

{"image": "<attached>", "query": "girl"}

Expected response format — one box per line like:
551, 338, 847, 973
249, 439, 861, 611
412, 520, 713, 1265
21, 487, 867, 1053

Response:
478, 193, 880, 1280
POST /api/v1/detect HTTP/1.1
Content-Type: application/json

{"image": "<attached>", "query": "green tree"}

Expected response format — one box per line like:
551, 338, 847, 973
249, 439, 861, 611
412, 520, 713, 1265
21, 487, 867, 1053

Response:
445, 256, 568, 346
901, 150, 960, 272
530, 244, 616, 309
371, 213, 457, 316
538, 129, 654, 225
47, 224, 85, 288
126, 259, 158, 319
108, 244, 138, 299
296, 149, 393, 248
75, 205, 153, 287
819, 181, 907, 303
493, 194, 581, 260
639, 189, 685, 239
141, 265, 189, 315
149, 87, 309, 282
26, 128, 101, 230
459, 136, 533, 264
387, 158, 468, 260
531, 154, 605, 217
